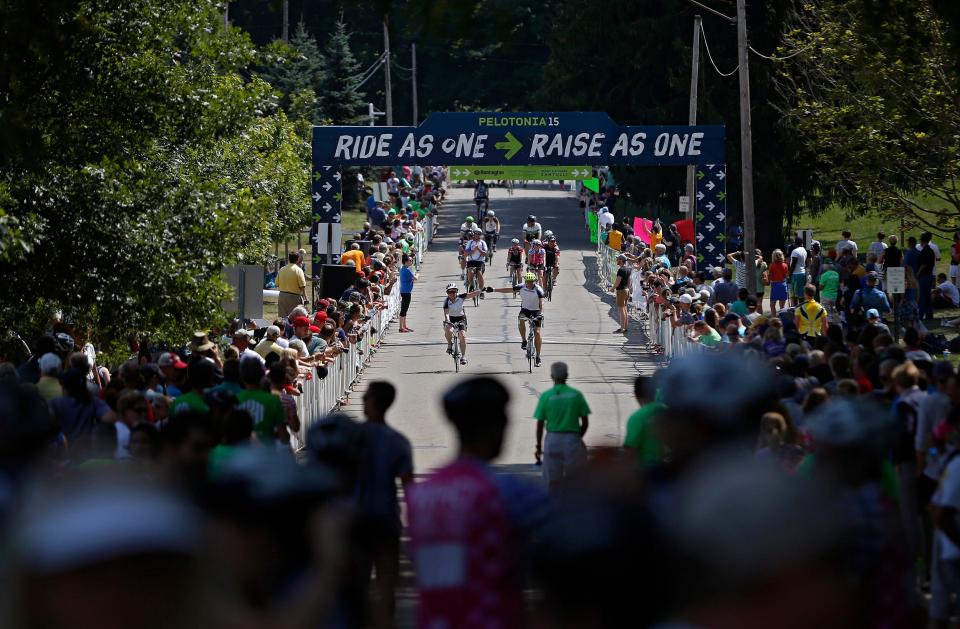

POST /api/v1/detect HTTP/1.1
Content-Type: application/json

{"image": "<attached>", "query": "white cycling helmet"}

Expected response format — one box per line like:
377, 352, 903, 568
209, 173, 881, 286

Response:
486, 210, 495, 217
445, 283, 458, 292
544, 230, 553, 238
511, 238, 520, 245
532, 239, 542, 246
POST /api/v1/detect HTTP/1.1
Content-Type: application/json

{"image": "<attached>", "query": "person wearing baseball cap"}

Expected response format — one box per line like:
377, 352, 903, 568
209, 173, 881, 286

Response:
254, 326, 284, 360
231, 329, 263, 364
864, 308, 890, 335
850, 271, 891, 326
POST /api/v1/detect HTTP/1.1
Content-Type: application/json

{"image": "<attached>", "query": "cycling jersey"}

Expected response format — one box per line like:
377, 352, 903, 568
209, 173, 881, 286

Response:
528, 246, 546, 267
474, 184, 489, 199
513, 285, 545, 311
443, 294, 468, 318
483, 218, 499, 233
545, 244, 560, 265
464, 239, 488, 262
507, 247, 524, 265
523, 222, 542, 237
459, 222, 475, 237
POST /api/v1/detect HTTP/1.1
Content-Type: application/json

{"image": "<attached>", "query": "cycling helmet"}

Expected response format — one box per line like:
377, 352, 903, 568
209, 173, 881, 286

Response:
523, 272, 537, 281
486, 210, 495, 217
527, 215, 537, 221
544, 230, 553, 238
465, 216, 475, 223
445, 283, 458, 292
547, 235, 557, 242
472, 227, 483, 234
511, 238, 520, 245
53, 332, 75, 353
532, 239, 542, 246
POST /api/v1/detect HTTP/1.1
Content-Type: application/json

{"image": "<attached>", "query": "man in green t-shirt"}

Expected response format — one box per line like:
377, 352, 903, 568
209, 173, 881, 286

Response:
623, 375, 665, 464
171, 359, 215, 416
818, 258, 840, 324
235, 358, 286, 444
534, 362, 591, 493
688, 321, 722, 347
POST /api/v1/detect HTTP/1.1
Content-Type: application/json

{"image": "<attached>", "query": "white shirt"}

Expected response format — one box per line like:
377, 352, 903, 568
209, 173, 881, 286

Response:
443, 295, 467, 318
934, 454, 960, 560
387, 177, 400, 194
836, 238, 857, 257
483, 218, 499, 233
939, 281, 960, 306
514, 284, 545, 311
918, 242, 942, 261
598, 210, 615, 229
464, 239, 487, 261
523, 222, 543, 236
459, 222, 475, 236
868, 241, 887, 258
789, 246, 807, 275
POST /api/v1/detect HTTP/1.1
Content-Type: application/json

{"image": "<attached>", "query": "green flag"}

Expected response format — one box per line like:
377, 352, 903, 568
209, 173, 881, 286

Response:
583, 178, 600, 193
588, 212, 599, 244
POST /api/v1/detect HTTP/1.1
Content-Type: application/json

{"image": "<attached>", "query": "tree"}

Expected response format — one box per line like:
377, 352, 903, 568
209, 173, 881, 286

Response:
258, 20, 327, 124
778, 0, 960, 233
0, 0, 309, 358
322, 19, 368, 125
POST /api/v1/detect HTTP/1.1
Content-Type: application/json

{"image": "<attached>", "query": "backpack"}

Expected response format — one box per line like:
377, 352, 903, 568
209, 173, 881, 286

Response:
922, 333, 949, 355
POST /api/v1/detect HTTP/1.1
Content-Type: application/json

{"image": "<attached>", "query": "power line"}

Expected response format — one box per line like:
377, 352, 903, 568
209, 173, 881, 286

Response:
749, 42, 816, 61
700, 22, 739, 77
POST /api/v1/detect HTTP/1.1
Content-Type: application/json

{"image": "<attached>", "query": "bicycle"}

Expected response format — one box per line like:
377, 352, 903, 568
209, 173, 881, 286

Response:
509, 263, 524, 289
520, 314, 543, 373
484, 232, 497, 263
443, 320, 468, 372
466, 270, 481, 307
544, 268, 554, 302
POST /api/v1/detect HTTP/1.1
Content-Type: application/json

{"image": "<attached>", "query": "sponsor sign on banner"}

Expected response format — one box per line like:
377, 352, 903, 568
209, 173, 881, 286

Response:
313, 112, 725, 166
448, 165, 592, 180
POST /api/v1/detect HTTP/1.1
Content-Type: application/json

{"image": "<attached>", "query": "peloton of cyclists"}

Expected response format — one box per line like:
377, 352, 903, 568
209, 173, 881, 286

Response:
482, 210, 500, 253
522, 215, 542, 254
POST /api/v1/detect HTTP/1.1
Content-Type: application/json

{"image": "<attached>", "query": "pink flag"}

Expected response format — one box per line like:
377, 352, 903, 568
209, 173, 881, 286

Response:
633, 217, 654, 245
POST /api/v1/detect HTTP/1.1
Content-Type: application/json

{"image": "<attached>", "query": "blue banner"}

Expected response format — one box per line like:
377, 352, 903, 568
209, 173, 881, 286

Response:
313, 112, 725, 167
695, 164, 727, 268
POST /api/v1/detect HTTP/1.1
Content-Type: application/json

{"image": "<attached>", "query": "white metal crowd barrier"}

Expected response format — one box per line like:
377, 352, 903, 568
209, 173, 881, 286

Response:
294, 224, 429, 439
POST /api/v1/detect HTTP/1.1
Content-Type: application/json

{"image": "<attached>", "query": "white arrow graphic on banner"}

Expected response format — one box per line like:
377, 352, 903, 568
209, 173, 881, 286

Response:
312, 192, 321, 202
322, 182, 332, 191
323, 166, 331, 171
697, 191, 705, 201
705, 243, 715, 253
705, 202, 715, 211
716, 253, 726, 263
333, 172, 341, 181
705, 222, 716, 232
717, 170, 726, 180
706, 181, 715, 191
453, 169, 462, 176
323, 202, 332, 211
697, 233, 705, 242
716, 212, 725, 221
463, 169, 471, 177
332, 214, 341, 222
706, 164, 716, 170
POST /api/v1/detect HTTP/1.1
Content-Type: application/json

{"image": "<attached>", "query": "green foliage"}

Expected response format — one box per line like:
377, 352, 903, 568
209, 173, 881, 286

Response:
323, 20, 367, 125
258, 20, 327, 123
779, 0, 960, 234
0, 0, 309, 353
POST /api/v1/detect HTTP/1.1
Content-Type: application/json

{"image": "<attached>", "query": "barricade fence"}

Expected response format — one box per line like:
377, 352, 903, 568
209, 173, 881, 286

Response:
595, 239, 704, 362
295, 223, 429, 441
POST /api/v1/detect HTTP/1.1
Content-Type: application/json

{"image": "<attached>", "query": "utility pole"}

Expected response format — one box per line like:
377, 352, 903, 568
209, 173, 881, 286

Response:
222, 2, 229, 31
686, 15, 702, 218
281, 0, 289, 42
383, 17, 393, 125
411, 43, 418, 125
736, 0, 757, 291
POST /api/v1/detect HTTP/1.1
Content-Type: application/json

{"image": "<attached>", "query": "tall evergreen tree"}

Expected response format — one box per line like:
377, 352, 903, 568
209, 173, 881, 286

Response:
259, 20, 326, 123
323, 20, 367, 125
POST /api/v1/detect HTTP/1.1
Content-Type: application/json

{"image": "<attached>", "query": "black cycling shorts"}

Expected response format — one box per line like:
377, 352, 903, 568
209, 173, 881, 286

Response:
466, 260, 485, 269
525, 233, 536, 242
446, 315, 467, 329
519, 309, 543, 326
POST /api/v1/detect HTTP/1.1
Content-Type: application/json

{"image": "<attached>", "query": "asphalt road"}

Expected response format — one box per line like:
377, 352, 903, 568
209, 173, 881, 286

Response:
341, 183, 659, 472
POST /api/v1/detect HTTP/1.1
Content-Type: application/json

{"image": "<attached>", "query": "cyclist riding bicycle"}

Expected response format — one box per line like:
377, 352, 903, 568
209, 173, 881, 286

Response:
482, 210, 500, 252
474, 180, 489, 212
544, 233, 561, 286
488, 272, 546, 367
522, 215, 543, 253
443, 283, 485, 365
457, 216, 475, 280
506, 238, 525, 285
527, 238, 548, 286
463, 228, 489, 296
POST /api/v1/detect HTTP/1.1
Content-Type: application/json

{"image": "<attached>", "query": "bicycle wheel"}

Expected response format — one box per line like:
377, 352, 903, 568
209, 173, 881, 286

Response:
546, 273, 553, 302
454, 348, 460, 373
471, 277, 480, 307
